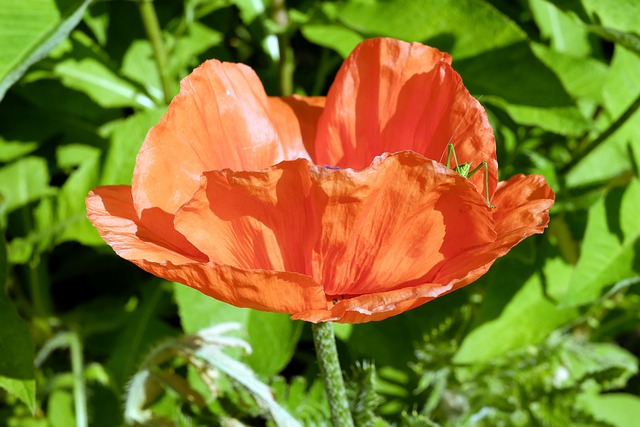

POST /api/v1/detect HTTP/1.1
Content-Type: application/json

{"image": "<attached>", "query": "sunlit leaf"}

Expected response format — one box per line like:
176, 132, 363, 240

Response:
455, 256, 577, 363
0, 0, 92, 100
563, 178, 640, 306
0, 157, 56, 214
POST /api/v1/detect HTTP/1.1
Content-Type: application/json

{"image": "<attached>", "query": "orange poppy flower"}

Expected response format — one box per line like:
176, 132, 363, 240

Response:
86, 38, 554, 324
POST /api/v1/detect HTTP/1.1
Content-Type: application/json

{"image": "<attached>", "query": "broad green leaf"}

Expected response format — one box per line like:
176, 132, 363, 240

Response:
455, 41, 590, 135
557, 340, 637, 389
562, 178, 640, 306
454, 256, 577, 364
301, 25, 363, 58
45, 31, 157, 109
336, 0, 526, 59
168, 22, 225, 76
602, 46, 640, 148
579, 393, 640, 427
565, 135, 631, 188
121, 40, 164, 103
0, 0, 92, 100
55, 144, 103, 245
82, 0, 110, 47
0, 157, 56, 214
582, 0, 640, 33
47, 390, 75, 427
567, 46, 639, 188
99, 108, 166, 186
0, 232, 36, 412
530, 42, 608, 102
232, 0, 267, 25
174, 284, 303, 377
529, 0, 592, 56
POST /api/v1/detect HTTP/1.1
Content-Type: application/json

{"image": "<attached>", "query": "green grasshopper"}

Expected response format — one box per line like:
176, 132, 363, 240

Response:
445, 142, 496, 208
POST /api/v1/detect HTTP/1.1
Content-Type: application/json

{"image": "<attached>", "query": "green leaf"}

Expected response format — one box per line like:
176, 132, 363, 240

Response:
301, 25, 363, 58
336, 0, 526, 59
0, 157, 56, 214
99, 109, 166, 186
0, 0, 92, 100
602, 46, 640, 148
174, 284, 303, 377
562, 178, 640, 306
0, 231, 36, 412
567, 45, 640, 188
44, 31, 157, 109
582, 0, 640, 33
55, 144, 103, 245
168, 22, 224, 76
559, 341, 638, 389
529, 0, 593, 56
530, 42, 608, 102
455, 41, 590, 135
47, 390, 76, 427
454, 256, 577, 364
579, 393, 640, 427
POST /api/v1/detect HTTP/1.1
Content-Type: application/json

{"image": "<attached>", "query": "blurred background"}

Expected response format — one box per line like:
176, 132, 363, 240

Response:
1, 0, 639, 426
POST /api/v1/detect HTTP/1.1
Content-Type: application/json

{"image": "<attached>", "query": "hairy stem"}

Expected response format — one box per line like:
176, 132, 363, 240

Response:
312, 322, 354, 427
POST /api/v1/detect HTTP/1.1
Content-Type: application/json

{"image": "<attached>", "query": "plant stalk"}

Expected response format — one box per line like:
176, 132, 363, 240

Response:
563, 91, 640, 173
271, 0, 294, 96
311, 321, 354, 427
68, 331, 88, 427
137, 0, 174, 104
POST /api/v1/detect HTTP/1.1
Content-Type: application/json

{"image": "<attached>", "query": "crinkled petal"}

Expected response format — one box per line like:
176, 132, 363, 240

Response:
86, 186, 326, 314
132, 60, 311, 218
315, 37, 497, 200
311, 153, 496, 297
291, 174, 554, 323
292, 281, 454, 323
175, 152, 496, 306
427, 173, 555, 293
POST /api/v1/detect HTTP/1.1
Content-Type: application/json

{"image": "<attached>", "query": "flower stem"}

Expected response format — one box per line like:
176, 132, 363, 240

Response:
271, 0, 294, 96
137, 0, 173, 105
311, 322, 354, 427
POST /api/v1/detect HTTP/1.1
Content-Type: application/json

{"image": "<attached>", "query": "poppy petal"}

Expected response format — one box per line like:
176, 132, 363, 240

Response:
174, 158, 317, 274
427, 173, 555, 292
315, 37, 497, 200
174, 151, 496, 304
86, 185, 207, 264
86, 186, 326, 314
268, 95, 325, 159
312, 152, 496, 297
292, 283, 452, 323
132, 60, 310, 218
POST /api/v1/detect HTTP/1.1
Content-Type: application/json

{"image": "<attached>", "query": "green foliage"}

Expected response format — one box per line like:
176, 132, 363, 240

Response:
2, 0, 640, 425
